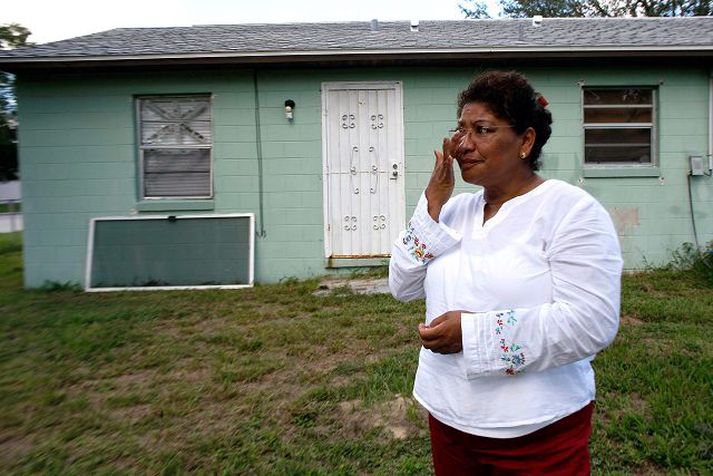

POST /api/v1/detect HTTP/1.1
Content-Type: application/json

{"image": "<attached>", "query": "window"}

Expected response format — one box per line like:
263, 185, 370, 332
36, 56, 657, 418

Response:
137, 95, 212, 198
86, 214, 255, 291
583, 87, 656, 166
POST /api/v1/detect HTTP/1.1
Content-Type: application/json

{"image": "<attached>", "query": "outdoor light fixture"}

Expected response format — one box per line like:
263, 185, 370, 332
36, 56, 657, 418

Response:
284, 99, 295, 121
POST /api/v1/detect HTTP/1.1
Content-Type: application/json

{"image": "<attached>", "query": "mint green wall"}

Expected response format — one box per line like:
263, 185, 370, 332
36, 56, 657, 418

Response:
16, 65, 712, 287
17, 71, 261, 287
535, 67, 712, 267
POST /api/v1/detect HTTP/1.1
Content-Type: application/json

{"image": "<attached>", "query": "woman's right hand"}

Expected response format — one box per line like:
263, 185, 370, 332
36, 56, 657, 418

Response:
425, 133, 461, 222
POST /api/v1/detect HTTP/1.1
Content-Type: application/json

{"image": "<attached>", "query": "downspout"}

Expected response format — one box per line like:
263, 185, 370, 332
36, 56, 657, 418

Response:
253, 69, 266, 238
688, 70, 713, 251
685, 71, 713, 250
684, 72, 712, 251
709, 71, 713, 169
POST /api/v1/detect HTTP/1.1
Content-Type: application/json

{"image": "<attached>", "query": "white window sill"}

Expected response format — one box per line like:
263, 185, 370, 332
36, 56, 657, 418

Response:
582, 166, 660, 178
136, 200, 215, 212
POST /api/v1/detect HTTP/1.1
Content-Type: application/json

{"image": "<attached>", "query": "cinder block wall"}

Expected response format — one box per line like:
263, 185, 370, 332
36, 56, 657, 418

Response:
15, 65, 713, 287
546, 67, 712, 266
17, 71, 261, 287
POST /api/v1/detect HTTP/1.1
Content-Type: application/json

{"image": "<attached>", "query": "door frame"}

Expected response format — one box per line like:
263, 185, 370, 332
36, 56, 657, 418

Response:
320, 80, 406, 259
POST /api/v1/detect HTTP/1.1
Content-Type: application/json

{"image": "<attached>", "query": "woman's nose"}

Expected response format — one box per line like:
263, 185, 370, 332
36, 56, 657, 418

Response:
458, 130, 476, 151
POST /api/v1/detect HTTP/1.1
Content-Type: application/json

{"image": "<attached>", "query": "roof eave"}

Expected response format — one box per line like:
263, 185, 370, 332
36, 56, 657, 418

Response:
1, 46, 711, 70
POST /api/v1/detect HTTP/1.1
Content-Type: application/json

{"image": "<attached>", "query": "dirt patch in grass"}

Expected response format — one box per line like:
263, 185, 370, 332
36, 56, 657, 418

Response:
110, 403, 153, 425
0, 431, 35, 463
176, 315, 232, 334
641, 337, 677, 354
229, 337, 418, 440
242, 371, 305, 408
621, 315, 645, 326
628, 392, 648, 414
336, 395, 426, 440
176, 401, 249, 439
313, 278, 390, 296
331, 372, 367, 387
114, 369, 158, 388
632, 463, 668, 475
64, 368, 160, 412
171, 366, 212, 384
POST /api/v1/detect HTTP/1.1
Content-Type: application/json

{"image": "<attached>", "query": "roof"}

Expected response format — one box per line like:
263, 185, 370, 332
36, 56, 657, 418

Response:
1, 17, 712, 69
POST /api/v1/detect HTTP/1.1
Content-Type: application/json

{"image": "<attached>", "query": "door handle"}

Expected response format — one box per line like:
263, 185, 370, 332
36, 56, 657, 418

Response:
390, 163, 398, 180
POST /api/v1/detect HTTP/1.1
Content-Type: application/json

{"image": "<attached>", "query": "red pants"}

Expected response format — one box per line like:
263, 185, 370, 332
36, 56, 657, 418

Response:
429, 402, 594, 476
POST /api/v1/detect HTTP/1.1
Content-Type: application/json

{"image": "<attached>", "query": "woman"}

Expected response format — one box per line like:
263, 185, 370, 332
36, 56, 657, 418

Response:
389, 71, 622, 475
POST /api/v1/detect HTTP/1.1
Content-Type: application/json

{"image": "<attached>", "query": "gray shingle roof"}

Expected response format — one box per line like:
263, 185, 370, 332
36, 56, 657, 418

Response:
1, 17, 711, 65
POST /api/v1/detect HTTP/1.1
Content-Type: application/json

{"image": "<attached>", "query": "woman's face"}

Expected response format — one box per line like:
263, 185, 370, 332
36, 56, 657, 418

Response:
453, 102, 534, 188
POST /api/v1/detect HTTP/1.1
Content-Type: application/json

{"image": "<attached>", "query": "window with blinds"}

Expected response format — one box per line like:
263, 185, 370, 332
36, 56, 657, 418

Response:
583, 87, 656, 165
137, 95, 212, 198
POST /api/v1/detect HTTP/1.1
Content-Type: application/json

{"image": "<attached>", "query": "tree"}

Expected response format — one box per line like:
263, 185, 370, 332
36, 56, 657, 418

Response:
0, 23, 32, 181
460, 0, 494, 18
459, 0, 713, 18
0, 23, 31, 50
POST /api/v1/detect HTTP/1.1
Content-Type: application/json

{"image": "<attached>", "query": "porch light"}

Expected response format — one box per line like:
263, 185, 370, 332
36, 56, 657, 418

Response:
285, 99, 295, 121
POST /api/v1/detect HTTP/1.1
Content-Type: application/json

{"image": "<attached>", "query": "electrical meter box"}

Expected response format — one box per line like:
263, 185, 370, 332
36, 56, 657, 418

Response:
690, 156, 705, 176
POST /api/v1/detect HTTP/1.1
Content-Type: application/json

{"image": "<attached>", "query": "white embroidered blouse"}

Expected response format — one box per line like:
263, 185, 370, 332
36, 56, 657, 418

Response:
389, 179, 623, 438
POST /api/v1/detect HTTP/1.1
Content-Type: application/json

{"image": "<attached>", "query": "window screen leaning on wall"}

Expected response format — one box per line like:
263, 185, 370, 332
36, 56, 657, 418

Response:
583, 88, 655, 165
138, 95, 212, 198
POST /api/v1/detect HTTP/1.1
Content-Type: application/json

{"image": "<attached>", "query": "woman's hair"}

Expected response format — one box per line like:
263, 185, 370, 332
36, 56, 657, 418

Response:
457, 71, 552, 171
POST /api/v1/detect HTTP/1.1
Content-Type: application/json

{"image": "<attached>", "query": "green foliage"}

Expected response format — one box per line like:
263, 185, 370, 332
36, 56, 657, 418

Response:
39, 280, 83, 292
0, 123, 17, 180
1, 23, 31, 181
499, 0, 602, 17
0, 24, 31, 50
460, 0, 713, 18
0, 202, 20, 213
459, 0, 493, 18
0, 230, 21, 255
666, 241, 713, 286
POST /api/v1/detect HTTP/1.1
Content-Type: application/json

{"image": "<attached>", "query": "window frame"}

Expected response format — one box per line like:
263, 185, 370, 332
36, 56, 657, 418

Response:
581, 86, 658, 173
85, 213, 255, 292
136, 94, 214, 200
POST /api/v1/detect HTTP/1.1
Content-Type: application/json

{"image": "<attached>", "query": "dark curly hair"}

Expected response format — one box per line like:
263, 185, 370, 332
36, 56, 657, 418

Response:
457, 71, 552, 171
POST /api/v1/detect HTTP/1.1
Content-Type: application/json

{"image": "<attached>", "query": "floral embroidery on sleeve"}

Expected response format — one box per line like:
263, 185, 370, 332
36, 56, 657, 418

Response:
402, 221, 434, 264
494, 310, 526, 376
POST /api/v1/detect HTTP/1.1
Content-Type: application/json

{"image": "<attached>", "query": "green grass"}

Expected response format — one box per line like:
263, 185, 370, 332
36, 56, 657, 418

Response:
0, 233, 711, 475
0, 202, 21, 213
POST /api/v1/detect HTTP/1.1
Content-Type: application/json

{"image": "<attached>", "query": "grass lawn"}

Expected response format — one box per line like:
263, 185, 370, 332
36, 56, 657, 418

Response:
0, 231, 711, 474
0, 202, 21, 214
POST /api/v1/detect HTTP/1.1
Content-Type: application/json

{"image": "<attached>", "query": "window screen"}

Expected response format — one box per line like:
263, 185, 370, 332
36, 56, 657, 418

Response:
138, 96, 212, 198
86, 214, 254, 291
583, 88, 655, 165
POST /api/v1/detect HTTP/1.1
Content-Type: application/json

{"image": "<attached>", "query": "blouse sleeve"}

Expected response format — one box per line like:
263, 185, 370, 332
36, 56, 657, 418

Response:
388, 192, 462, 302
460, 196, 623, 378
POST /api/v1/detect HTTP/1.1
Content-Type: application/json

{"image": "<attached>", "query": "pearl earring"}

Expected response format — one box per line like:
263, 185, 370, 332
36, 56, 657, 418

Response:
520, 152, 527, 159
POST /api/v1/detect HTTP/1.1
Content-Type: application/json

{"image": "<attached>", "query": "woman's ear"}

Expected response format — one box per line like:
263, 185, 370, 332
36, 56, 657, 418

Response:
520, 127, 536, 158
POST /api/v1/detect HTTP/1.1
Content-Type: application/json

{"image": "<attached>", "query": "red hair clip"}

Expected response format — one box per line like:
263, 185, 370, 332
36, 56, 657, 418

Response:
537, 94, 549, 108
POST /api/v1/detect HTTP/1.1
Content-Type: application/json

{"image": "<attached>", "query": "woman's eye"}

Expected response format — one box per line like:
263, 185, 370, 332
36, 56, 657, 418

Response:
475, 126, 490, 135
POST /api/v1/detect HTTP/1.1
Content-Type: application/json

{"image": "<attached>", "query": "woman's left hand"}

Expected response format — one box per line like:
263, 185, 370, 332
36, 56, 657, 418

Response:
418, 311, 464, 354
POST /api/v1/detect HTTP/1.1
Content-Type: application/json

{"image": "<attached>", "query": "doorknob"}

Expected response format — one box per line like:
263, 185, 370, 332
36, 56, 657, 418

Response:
390, 163, 398, 180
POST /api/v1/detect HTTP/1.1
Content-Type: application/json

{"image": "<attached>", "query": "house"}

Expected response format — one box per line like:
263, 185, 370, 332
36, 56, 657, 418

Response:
0, 17, 711, 289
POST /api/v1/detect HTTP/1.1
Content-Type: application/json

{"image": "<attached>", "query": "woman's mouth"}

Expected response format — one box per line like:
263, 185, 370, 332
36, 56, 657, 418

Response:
458, 157, 484, 169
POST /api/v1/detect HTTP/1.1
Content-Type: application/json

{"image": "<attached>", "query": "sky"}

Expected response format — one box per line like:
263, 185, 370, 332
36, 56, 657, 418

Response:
4, 0, 499, 45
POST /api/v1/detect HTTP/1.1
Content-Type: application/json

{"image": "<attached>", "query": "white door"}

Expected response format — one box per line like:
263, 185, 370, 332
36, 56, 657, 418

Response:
322, 81, 405, 258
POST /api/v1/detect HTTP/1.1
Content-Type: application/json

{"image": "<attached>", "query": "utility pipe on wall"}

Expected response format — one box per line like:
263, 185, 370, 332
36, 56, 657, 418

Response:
709, 72, 713, 169
253, 69, 267, 238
